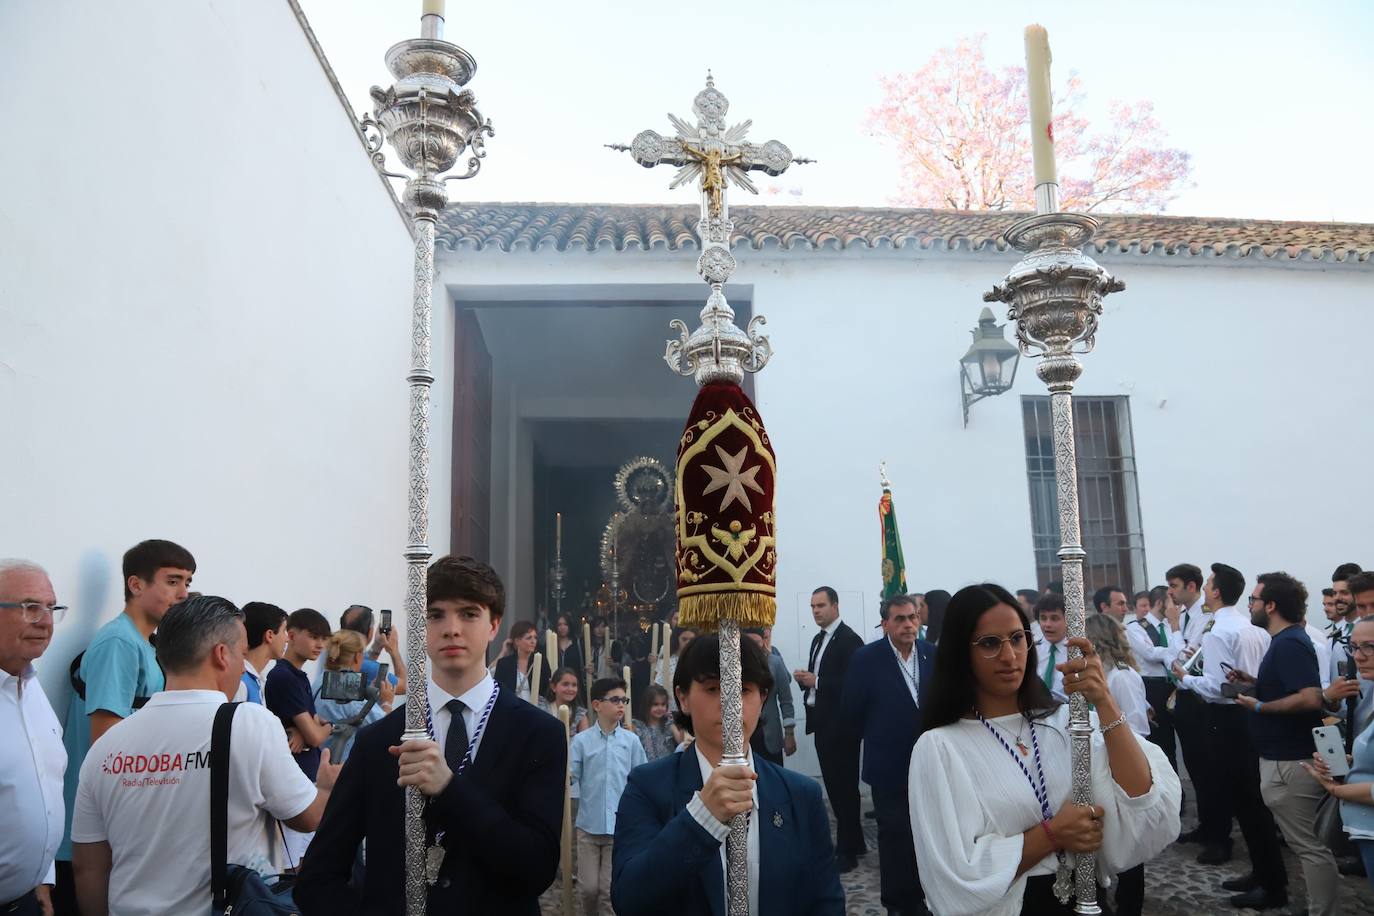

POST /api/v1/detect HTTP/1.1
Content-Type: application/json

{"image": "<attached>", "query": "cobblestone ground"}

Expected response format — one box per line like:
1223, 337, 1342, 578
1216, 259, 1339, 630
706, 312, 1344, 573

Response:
540, 775, 1374, 915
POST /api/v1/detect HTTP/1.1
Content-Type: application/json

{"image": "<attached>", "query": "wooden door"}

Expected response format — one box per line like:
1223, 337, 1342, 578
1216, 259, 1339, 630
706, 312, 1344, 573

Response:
451, 310, 492, 561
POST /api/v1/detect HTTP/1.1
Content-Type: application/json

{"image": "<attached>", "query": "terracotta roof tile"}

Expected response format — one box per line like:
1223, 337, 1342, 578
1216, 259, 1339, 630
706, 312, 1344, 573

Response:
436, 203, 1374, 264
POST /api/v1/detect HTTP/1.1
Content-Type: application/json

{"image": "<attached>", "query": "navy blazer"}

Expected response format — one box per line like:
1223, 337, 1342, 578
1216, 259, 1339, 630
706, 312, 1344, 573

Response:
839, 637, 934, 792
611, 749, 845, 916
294, 687, 565, 916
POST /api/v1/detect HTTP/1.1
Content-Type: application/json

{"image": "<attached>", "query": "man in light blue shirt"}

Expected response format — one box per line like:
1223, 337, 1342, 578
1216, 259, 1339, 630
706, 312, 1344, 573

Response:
571, 676, 646, 916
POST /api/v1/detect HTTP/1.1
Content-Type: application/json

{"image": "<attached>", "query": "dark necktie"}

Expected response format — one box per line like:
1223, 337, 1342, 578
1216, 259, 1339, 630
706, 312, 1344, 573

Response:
444, 699, 469, 774
807, 631, 824, 700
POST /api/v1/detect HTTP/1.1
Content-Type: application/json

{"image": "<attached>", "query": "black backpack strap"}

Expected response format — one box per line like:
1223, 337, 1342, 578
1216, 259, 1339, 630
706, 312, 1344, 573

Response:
69, 652, 87, 700
210, 702, 242, 913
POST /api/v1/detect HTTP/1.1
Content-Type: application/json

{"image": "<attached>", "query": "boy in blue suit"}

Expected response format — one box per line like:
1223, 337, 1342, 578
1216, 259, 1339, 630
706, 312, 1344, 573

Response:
840, 594, 934, 916
611, 633, 845, 916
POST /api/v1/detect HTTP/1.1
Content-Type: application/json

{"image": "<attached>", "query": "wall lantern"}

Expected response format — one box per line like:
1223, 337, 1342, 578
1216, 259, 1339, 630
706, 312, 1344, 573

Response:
960, 307, 1021, 426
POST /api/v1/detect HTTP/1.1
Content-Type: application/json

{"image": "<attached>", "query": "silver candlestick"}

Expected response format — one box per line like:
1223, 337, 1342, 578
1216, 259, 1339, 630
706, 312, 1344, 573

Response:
985, 211, 1124, 914
359, 7, 493, 914
611, 74, 807, 916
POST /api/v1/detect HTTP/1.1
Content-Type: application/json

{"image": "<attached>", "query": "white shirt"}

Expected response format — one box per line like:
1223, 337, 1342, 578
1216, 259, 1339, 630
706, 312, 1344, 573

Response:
1178, 597, 1209, 653
1125, 614, 1177, 679
686, 745, 760, 916
890, 637, 920, 706
232, 658, 268, 704
1034, 637, 1068, 702
1181, 606, 1271, 705
804, 621, 836, 708
423, 674, 495, 763
0, 664, 66, 900
71, 690, 317, 916
1305, 622, 1334, 690
1106, 665, 1151, 737
909, 706, 1180, 916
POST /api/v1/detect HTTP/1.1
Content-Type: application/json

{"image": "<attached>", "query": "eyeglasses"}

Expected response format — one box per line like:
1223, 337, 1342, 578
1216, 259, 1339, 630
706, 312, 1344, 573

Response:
1246, 596, 1268, 606
1351, 642, 1374, 657
0, 602, 68, 624
597, 696, 629, 705
971, 629, 1033, 659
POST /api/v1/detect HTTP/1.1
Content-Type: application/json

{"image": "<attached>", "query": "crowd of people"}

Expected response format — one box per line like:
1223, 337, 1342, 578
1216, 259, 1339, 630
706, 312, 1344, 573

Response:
3, 539, 1373, 916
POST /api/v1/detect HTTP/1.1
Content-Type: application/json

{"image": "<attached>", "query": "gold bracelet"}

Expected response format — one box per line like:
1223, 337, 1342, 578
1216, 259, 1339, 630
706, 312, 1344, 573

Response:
1100, 713, 1128, 735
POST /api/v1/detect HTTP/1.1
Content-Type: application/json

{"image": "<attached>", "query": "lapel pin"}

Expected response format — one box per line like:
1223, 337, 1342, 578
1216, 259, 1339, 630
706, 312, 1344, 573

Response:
772, 812, 783, 828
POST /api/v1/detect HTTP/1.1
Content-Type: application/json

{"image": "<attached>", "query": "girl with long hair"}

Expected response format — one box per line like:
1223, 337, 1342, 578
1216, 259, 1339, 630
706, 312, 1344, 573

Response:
539, 666, 589, 733
909, 584, 1179, 915
631, 684, 677, 761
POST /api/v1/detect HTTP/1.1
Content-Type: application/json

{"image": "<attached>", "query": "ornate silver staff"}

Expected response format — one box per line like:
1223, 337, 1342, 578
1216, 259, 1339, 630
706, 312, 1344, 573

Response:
611, 74, 806, 916
982, 25, 1124, 916
359, 3, 493, 912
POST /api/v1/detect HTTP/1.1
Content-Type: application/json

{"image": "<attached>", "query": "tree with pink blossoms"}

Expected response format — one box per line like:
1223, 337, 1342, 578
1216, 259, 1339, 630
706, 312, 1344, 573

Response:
867, 35, 1192, 212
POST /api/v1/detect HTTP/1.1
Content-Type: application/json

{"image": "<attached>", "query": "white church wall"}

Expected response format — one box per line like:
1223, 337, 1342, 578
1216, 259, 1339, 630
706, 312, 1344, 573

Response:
441, 241, 1373, 776
0, 0, 418, 710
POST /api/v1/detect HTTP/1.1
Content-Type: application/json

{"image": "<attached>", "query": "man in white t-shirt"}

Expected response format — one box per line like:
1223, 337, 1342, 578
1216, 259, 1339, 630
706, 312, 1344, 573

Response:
70, 595, 340, 916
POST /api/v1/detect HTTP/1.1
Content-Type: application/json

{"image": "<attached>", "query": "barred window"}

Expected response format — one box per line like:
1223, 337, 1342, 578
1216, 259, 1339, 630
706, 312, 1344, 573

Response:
1022, 396, 1147, 596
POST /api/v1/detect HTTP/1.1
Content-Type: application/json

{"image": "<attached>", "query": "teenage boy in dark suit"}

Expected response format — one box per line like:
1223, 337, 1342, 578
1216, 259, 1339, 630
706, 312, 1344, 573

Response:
295, 556, 566, 915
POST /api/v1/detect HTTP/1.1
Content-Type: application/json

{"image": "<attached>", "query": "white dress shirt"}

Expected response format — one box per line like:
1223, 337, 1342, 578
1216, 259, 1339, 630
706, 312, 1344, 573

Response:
0, 664, 66, 901
1178, 597, 1209, 653
1181, 606, 1271, 704
425, 674, 496, 763
804, 621, 836, 708
1034, 637, 1068, 702
1106, 665, 1151, 736
890, 637, 920, 706
1126, 614, 1177, 679
1304, 622, 1333, 690
686, 745, 760, 916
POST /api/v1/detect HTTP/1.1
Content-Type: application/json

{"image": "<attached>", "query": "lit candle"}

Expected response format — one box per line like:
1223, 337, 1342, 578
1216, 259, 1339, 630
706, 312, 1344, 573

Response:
557, 704, 574, 915
422, 0, 445, 16
530, 652, 543, 705
1023, 24, 1057, 209
659, 625, 671, 693
623, 665, 633, 728
583, 620, 593, 675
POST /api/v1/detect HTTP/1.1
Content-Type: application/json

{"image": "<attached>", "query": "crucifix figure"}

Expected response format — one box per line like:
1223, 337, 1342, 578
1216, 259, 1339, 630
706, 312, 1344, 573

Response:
609, 72, 810, 227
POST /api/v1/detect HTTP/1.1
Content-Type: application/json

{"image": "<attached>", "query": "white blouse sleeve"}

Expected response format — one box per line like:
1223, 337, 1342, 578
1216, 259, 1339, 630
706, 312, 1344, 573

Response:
1089, 723, 1181, 878
909, 730, 1027, 916
1107, 667, 1151, 737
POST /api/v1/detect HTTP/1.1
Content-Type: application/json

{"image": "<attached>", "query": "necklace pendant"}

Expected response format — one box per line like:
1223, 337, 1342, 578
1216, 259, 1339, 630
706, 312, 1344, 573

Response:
1053, 860, 1073, 904
425, 844, 446, 886
1016, 739, 1030, 756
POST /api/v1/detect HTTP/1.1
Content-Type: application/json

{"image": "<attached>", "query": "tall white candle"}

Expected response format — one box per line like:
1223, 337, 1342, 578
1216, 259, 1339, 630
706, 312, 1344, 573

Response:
583, 621, 593, 676
529, 652, 543, 705
1024, 24, 1057, 199
555, 513, 563, 560
422, 0, 445, 17
623, 664, 633, 727
546, 630, 559, 672
650, 620, 660, 661
659, 625, 671, 692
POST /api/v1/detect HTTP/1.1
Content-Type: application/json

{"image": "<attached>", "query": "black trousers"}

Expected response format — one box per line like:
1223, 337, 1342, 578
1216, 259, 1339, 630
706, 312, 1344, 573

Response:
1114, 862, 1144, 916
2, 890, 39, 916
1020, 875, 1078, 915
1206, 703, 1288, 892
1174, 690, 1225, 838
1141, 678, 1178, 773
815, 731, 866, 857
52, 860, 79, 916
871, 783, 925, 914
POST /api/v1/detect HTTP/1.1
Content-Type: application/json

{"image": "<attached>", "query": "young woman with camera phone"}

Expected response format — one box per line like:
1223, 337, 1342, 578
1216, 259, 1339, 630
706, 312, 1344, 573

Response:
315, 630, 394, 764
908, 584, 1180, 915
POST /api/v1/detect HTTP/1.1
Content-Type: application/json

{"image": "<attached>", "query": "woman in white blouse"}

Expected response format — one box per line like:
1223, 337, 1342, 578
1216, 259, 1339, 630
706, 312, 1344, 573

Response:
909, 584, 1180, 916
1084, 611, 1153, 916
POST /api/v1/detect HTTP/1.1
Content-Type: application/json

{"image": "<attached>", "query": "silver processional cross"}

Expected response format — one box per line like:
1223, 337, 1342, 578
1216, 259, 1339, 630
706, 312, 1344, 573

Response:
610, 74, 808, 916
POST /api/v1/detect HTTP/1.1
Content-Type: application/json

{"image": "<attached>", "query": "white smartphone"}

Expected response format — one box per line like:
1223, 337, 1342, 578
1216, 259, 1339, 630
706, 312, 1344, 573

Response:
1313, 725, 1351, 778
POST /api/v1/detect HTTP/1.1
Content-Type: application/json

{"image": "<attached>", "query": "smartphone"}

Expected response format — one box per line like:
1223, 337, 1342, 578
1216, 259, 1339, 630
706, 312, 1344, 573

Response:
374, 662, 389, 687
379, 609, 393, 636
320, 669, 366, 702
1313, 725, 1351, 777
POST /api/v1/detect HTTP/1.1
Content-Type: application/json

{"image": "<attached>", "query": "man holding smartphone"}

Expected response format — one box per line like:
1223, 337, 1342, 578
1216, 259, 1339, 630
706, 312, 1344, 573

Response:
1227, 571, 1333, 914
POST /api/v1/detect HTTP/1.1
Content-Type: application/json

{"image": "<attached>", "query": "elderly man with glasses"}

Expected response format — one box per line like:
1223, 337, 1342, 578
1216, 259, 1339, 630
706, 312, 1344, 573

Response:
0, 559, 68, 916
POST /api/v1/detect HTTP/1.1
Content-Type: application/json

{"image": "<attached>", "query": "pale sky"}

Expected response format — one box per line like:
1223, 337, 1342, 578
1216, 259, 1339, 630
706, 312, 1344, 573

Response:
300, 0, 1374, 223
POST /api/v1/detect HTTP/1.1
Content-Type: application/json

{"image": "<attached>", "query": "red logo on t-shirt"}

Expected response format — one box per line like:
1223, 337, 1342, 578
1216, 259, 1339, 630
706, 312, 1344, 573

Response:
101, 749, 211, 776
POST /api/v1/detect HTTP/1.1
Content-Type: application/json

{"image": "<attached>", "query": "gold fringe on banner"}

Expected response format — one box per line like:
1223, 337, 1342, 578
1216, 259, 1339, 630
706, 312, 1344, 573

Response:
677, 592, 777, 631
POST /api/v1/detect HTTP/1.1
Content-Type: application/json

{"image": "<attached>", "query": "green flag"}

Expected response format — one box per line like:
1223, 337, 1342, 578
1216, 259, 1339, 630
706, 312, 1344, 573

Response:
879, 484, 907, 600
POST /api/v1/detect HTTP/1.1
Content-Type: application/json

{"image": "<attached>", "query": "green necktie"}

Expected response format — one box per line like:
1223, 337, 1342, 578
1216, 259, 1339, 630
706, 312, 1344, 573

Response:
1043, 643, 1058, 689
